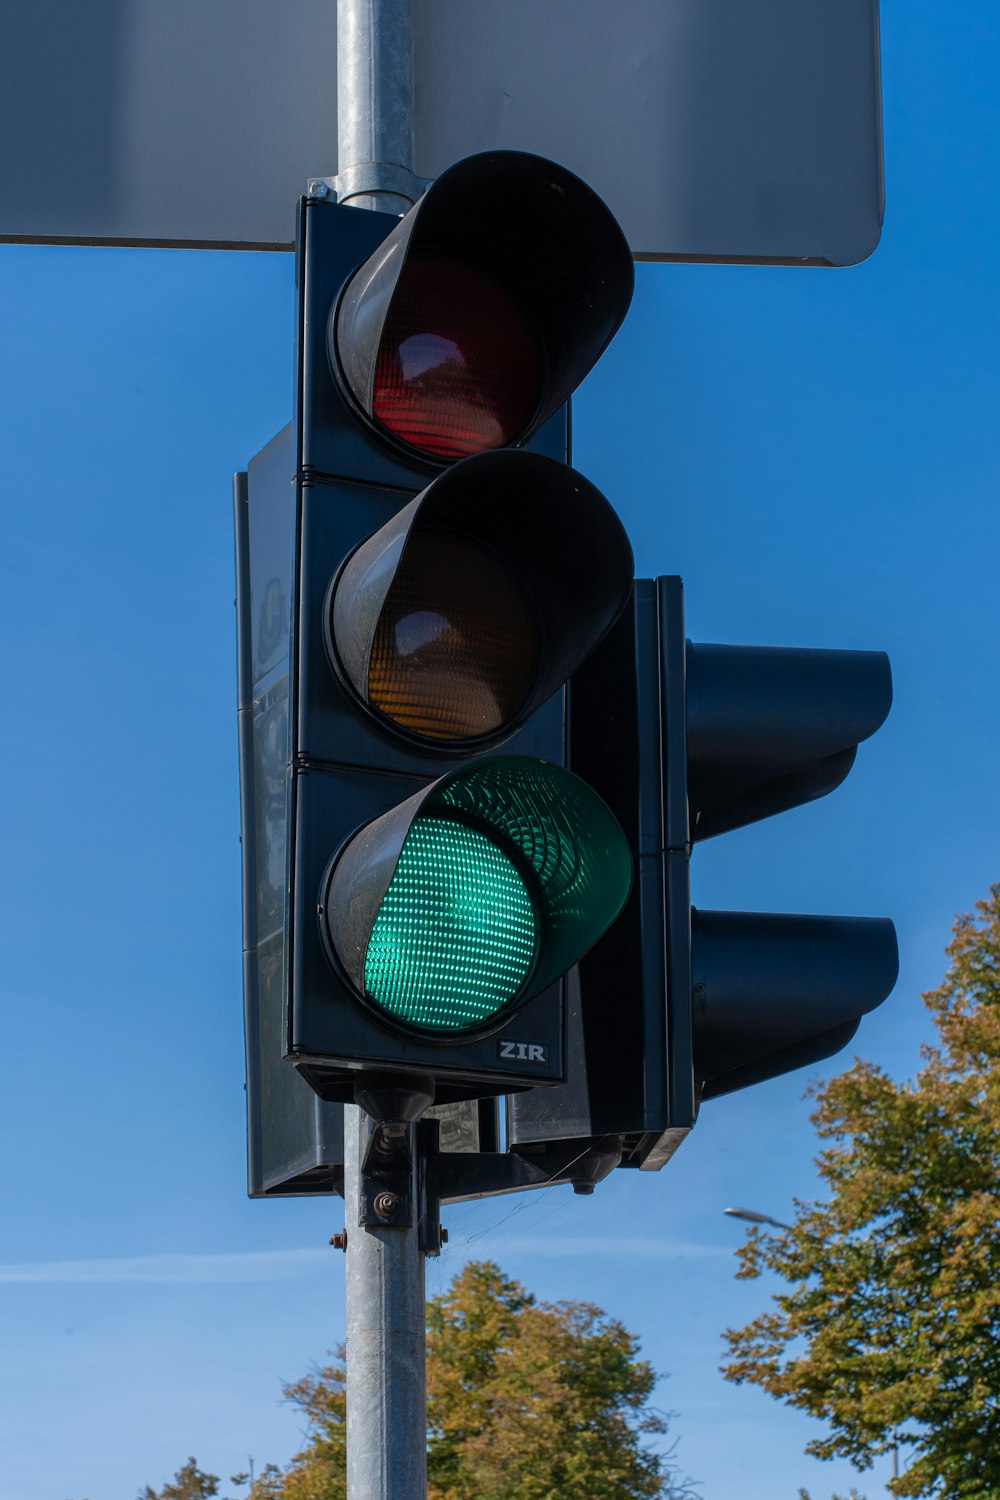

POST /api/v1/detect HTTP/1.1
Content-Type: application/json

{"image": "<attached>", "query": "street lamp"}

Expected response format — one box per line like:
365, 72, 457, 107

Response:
724, 1205, 793, 1231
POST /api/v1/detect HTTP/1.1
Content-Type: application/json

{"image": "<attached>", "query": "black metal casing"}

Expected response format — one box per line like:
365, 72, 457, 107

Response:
236, 446, 344, 1195
238, 194, 610, 1187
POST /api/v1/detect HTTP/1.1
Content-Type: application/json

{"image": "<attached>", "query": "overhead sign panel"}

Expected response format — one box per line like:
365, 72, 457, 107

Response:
0, 0, 882, 264
417, 0, 884, 265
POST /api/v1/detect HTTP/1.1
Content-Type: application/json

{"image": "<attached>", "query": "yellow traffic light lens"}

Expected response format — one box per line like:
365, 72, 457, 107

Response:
368, 533, 539, 742
371, 255, 542, 460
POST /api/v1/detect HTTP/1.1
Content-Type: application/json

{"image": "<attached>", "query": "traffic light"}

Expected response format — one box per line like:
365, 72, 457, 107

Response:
508, 576, 898, 1166
236, 150, 637, 1169
683, 618, 898, 1102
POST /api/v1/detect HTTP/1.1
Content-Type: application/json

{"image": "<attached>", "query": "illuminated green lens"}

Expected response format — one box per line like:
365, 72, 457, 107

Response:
364, 815, 538, 1032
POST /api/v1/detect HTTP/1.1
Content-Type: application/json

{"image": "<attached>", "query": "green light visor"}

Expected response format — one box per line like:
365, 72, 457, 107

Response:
321, 756, 632, 1038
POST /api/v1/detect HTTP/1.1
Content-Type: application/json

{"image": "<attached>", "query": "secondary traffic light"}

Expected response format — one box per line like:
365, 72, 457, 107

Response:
508, 576, 898, 1166
236, 151, 637, 1162
684, 636, 893, 840
683, 623, 898, 1103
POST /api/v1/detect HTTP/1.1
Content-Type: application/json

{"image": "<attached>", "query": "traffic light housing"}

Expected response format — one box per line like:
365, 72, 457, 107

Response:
508, 576, 898, 1166
236, 151, 637, 1169
236, 149, 897, 1198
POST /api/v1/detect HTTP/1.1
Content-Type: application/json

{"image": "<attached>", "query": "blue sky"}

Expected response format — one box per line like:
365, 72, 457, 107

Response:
1, 2, 998, 1497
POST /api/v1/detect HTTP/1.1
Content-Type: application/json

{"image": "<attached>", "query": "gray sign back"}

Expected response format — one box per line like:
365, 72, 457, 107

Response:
0, 0, 882, 264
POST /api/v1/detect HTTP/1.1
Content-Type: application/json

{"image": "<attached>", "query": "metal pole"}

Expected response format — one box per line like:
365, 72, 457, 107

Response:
336, 0, 422, 213
336, 9, 427, 1492
344, 1103, 428, 1500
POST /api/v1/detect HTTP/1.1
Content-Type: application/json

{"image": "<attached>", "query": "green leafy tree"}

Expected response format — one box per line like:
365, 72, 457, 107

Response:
140, 1457, 221, 1500
263, 1259, 693, 1499
722, 885, 1000, 1499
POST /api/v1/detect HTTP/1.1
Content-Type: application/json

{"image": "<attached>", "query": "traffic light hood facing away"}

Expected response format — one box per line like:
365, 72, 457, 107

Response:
329, 150, 635, 462
326, 449, 635, 751
686, 643, 897, 1098
686, 645, 892, 841
319, 756, 633, 1039
693, 909, 899, 1100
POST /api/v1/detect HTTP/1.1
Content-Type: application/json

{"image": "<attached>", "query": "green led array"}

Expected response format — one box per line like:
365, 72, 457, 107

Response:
364, 815, 538, 1032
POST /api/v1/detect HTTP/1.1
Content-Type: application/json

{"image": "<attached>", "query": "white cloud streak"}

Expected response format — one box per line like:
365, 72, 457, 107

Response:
0, 1249, 331, 1284
0, 1236, 727, 1285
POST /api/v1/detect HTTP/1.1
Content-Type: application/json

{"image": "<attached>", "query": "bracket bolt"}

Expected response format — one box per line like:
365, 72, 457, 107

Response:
373, 1190, 402, 1220
330, 1231, 348, 1251
309, 180, 330, 198
440, 1228, 449, 1244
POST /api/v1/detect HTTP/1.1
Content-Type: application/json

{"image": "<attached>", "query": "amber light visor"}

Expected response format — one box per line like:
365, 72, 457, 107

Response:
326, 450, 634, 751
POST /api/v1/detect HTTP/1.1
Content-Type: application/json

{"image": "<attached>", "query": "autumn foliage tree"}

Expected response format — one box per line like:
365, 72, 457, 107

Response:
140, 1457, 225, 1500
722, 884, 1000, 1499
425, 1261, 684, 1499
233, 1259, 692, 1500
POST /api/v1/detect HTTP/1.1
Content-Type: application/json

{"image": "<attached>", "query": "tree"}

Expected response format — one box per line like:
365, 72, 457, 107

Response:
426, 1260, 687, 1499
722, 884, 1000, 1499
262, 1259, 694, 1499
234, 1465, 289, 1500
140, 1458, 221, 1500
267, 1360, 347, 1500
798, 1490, 867, 1500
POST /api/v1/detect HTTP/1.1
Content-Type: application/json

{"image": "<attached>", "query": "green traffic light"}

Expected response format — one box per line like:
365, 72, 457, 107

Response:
365, 816, 539, 1032
332, 756, 632, 1039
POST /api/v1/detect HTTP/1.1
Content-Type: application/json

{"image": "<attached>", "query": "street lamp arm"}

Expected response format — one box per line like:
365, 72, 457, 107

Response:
724, 1205, 794, 1231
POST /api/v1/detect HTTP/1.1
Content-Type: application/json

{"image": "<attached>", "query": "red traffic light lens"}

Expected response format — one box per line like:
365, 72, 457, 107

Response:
367, 532, 539, 742
371, 255, 542, 461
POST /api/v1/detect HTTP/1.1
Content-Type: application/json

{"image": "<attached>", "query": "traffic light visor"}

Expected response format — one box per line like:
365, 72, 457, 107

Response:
319, 757, 633, 1038
686, 646, 893, 841
331, 151, 634, 462
327, 450, 634, 750
693, 909, 899, 1099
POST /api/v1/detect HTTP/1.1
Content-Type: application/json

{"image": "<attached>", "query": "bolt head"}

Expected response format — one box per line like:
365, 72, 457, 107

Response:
310, 180, 330, 198
373, 1190, 402, 1220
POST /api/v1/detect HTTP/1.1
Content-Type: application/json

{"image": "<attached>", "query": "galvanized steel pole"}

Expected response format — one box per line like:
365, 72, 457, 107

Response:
336, 7, 428, 1493
344, 1106, 427, 1500
336, 0, 422, 213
